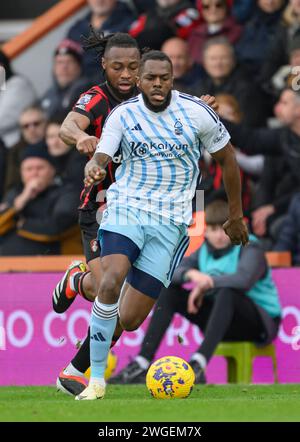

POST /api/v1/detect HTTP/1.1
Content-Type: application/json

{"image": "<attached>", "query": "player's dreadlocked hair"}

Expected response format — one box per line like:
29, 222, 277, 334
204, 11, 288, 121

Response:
82, 28, 139, 71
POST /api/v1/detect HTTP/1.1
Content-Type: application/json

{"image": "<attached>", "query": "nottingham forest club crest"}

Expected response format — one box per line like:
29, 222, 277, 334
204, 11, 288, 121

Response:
174, 119, 183, 135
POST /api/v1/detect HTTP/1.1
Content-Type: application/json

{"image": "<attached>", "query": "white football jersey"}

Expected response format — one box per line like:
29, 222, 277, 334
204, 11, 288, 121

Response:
95, 90, 230, 225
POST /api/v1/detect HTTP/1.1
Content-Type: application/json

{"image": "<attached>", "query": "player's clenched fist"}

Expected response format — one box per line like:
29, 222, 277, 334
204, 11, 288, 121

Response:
223, 217, 249, 246
77, 134, 99, 155
84, 159, 106, 186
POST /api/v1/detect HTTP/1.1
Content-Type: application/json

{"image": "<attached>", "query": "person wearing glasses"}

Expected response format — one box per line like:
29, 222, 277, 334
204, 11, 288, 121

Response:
3, 105, 47, 196
188, 0, 242, 64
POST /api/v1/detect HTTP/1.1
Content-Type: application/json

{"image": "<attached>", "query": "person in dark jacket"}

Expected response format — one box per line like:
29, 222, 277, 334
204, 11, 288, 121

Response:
40, 39, 92, 119
194, 37, 269, 126
222, 87, 300, 240
67, 0, 136, 80
259, 0, 300, 95
129, 0, 201, 50
108, 199, 281, 384
4, 105, 47, 195
274, 192, 300, 265
235, 0, 286, 78
0, 145, 80, 256
45, 116, 86, 193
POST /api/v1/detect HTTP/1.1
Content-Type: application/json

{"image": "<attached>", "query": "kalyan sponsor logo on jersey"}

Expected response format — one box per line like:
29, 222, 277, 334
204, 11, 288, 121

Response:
129, 141, 188, 158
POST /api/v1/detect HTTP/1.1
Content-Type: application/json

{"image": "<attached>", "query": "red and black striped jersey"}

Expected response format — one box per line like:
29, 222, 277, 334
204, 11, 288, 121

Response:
73, 82, 133, 211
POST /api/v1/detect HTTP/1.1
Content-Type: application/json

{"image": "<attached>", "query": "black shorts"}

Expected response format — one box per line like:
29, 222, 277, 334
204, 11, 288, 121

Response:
78, 210, 100, 263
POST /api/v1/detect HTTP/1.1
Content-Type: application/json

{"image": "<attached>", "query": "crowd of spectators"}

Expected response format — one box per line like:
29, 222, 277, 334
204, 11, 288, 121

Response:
0, 0, 300, 264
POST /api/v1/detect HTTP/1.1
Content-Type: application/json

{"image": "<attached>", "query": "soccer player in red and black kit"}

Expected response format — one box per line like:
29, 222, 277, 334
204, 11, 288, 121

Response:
52, 31, 141, 396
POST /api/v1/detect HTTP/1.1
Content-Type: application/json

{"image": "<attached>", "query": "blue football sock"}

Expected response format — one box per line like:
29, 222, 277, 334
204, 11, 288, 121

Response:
90, 299, 118, 382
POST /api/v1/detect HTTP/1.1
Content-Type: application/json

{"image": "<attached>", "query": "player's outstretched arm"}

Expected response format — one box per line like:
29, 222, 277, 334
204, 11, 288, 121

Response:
211, 142, 249, 246
59, 111, 98, 155
84, 152, 111, 186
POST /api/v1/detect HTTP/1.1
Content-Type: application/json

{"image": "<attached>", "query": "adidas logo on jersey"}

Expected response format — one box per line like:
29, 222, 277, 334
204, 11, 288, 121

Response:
91, 332, 106, 342
131, 123, 142, 131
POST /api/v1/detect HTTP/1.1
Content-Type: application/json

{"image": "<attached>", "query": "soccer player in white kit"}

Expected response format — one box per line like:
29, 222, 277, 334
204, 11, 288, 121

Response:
77, 50, 249, 400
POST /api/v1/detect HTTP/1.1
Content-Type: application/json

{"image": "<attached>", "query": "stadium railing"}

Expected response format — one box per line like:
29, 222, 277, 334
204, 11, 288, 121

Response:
2, 0, 86, 59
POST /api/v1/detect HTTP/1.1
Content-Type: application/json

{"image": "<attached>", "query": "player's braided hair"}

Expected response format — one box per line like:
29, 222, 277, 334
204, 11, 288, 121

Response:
82, 28, 140, 71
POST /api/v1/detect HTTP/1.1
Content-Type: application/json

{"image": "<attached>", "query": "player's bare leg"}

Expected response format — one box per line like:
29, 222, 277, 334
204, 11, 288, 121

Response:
56, 260, 127, 396
55, 257, 101, 395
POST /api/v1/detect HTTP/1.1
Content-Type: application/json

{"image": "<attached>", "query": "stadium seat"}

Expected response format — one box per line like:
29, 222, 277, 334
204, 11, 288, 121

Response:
214, 342, 278, 384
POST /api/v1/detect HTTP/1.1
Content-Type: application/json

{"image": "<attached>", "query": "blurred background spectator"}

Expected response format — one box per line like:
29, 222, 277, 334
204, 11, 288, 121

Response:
274, 192, 300, 265
231, 0, 255, 23
161, 37, 203, 93
223, 87, 300, 245
199, 93, 255, 215
0, 139, 6, 202
259, 0, 300, 94
189, 0, 242, 64
67, 0, 136, 80
235, 0, 286, 78
45, 115, 86, 192
3, 105, 47, 196
0, 50, 36, 148
271, 33, 300, 94
129, 0, 200, 50
131, 0, 156, 13
40, 39, 92, 119
194, 37, 269, 126
0, 145, 80, 256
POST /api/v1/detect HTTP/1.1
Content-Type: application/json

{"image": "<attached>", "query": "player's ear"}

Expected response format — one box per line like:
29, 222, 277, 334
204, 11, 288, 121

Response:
136, 76, 141, 88
101, 57, 106, 71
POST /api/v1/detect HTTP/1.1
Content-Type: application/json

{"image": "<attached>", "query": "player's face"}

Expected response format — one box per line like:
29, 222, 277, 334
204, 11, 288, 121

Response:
103, 47, 140, 96
137, 60, 173, 107
46, 123, 71, 157
205, 224, 231, 249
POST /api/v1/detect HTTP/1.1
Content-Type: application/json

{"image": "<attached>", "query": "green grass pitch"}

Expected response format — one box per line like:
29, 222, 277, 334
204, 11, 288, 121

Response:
0, 385, 300, 422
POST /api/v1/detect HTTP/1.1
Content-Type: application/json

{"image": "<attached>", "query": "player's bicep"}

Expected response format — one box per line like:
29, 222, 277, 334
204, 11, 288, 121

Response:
198, 114, 230, 155
210, 142, 235, 166
64, 111, 91, 131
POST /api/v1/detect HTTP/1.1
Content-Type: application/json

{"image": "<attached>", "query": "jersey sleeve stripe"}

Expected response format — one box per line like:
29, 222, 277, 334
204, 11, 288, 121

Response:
179, 93, 218, 123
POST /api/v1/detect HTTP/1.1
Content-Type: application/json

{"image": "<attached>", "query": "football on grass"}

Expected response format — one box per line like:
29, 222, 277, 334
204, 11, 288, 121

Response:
146, 356, 195, 399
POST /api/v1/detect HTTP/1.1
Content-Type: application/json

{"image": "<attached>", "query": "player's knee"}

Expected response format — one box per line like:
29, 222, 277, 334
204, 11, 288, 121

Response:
119, 313, 141, 332
98, 273, 121, 304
